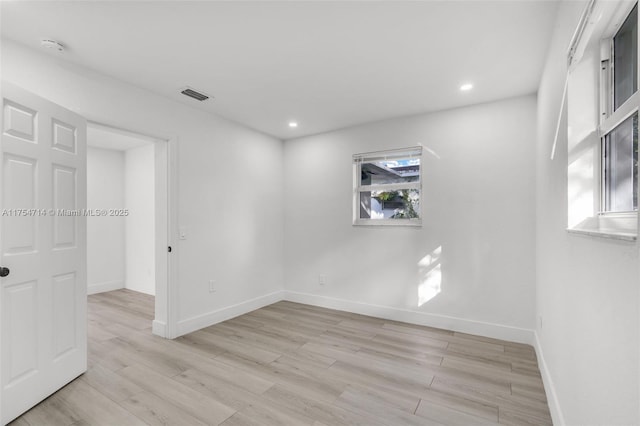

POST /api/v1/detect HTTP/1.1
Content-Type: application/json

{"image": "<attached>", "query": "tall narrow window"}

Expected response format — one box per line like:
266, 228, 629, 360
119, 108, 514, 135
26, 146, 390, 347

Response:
601, 3, 639, 215
567, 0, 639, 238
353, 147, 422, 226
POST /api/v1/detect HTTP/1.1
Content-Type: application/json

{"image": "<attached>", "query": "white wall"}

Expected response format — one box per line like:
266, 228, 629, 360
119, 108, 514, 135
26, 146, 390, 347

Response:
1, 40, 285, 333
86, 147, 125, 294
536, 2, 640, 425
125, 143, 155, 295
283, 95, 537, 341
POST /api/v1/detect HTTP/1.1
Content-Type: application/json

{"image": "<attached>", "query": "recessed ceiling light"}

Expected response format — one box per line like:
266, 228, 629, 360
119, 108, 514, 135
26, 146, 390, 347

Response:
460, 83, 473, 91
40, 39, 65, 52
288, 122, 298, 128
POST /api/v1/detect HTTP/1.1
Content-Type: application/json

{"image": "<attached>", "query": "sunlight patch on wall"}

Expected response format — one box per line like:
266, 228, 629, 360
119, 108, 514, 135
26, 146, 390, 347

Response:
418, 246, 442, 307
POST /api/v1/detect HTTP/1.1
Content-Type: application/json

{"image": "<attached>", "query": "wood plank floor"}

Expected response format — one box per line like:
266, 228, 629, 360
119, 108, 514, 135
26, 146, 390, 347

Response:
10, 289, 552, 425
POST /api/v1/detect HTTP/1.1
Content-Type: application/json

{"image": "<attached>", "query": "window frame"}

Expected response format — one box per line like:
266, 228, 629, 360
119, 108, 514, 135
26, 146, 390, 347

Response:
352, 146, 423, 227
598, 1, 639, 217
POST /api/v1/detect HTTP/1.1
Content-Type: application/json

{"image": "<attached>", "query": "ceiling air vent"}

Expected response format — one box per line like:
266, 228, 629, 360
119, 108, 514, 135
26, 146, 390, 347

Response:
180, 87, 210, 101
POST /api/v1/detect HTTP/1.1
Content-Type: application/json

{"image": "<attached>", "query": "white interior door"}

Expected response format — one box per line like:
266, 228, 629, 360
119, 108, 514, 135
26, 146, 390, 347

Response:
0, 82, 87, 424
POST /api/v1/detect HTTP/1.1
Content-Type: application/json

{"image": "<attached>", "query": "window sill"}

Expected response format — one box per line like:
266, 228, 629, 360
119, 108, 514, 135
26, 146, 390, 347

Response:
566, 228, 637, 242
353, 219, 422, 227
567, 214, 637, 242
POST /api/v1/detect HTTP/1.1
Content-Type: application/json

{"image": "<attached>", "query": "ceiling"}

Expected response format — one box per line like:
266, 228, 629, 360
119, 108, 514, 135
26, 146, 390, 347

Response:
1, 1, 559, 140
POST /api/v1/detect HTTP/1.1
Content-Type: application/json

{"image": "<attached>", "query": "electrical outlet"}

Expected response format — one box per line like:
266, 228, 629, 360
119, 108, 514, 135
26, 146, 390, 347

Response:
318, 275, 326, 286
209, 280, 216, 293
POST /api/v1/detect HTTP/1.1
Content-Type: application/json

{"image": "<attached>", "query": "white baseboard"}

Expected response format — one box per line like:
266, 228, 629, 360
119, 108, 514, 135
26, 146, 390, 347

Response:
124, 282, 155, 296
87, 280, 124, 295
533, 331, 565, 426
282, 291, 535, 345
175, 291, 284, 337
152, 320, 167, 338
172, 288, 536, 346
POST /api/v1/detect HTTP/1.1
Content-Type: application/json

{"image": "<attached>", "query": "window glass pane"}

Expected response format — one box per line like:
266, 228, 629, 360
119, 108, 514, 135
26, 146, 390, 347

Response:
359, 189, 420, 219
360, 158, 420, 186
604, 113, 638, 212
614, 4, 637, 110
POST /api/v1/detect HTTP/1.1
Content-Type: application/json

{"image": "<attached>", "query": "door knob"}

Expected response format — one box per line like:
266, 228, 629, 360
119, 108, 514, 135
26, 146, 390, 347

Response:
0, 267, 9, 277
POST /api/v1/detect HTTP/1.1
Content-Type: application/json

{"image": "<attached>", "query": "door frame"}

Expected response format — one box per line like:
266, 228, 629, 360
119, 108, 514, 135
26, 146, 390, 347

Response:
86, 121, 178, 339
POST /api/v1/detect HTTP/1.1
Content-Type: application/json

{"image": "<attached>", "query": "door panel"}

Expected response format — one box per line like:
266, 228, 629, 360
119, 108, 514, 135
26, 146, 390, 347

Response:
2, 155, 37, 254
52, 272, 77, 359
52, 164, 77, 248
3, 101, 36, 143
51, 119, 76, 154
3, 280, 37, 385
1, 82, 87, 425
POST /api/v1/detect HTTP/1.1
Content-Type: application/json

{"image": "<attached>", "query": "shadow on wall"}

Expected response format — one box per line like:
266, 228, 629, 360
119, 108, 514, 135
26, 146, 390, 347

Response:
418, 245, 442, 306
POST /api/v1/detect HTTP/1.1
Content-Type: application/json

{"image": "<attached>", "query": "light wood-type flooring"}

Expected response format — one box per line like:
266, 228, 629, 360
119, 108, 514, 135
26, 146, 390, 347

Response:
10, 289, 552, 425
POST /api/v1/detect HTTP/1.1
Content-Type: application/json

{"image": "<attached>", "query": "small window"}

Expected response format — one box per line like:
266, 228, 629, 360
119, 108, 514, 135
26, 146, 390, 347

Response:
353, 147, 422, 226
602, 112, 638, 212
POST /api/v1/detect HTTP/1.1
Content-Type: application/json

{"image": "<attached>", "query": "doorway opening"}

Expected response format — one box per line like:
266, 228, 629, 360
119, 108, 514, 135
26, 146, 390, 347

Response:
85, 122, 173, 337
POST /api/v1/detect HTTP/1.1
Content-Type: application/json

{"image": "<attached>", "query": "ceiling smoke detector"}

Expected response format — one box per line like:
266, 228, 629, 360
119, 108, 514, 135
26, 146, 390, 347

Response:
180, 87, 210, 102
40, 39, 65, 52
